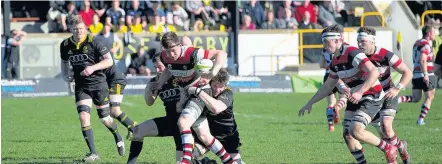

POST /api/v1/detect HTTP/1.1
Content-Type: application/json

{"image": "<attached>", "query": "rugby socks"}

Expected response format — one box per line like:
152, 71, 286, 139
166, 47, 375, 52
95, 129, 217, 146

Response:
106, 122, 123, 143
350, 149, 367, 164
116, 112, 136, 132
181, 130, 194, 164
377, 140, 393, 152
81, 126, 97, 154
419, 104, 430, 119
207, 137, 234, 164
127, 141, 143, 164
385, 136, 399, 146
399, 95, 413, 103
326, 107, 334, 126
335, 97, 347, 110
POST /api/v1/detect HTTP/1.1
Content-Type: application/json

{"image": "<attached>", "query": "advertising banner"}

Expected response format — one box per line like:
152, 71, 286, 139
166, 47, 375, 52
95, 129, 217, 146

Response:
1, 78, 69, 98
228, 75, 293, 93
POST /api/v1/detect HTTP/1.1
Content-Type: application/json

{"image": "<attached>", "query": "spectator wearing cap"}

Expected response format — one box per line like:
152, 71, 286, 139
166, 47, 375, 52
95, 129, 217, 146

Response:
106, 0, 126, 27
89, 14, 104, 35
128, 46, 151, 76
78, 0, 95, 27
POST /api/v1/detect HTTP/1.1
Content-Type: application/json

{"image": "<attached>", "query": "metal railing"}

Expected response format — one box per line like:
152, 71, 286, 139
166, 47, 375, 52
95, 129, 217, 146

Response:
360, 12, 385, 27
421, 10, 442, 26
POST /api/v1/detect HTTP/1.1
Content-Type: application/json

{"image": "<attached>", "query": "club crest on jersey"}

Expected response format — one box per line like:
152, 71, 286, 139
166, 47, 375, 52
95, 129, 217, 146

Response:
83, 46, 88, 53
343, 65, 346, 70
335, 66, 339, 70
183, 65, 187, 70
68, 50, 73, 54
168, 64, 172, 69
172, 79, 178, 87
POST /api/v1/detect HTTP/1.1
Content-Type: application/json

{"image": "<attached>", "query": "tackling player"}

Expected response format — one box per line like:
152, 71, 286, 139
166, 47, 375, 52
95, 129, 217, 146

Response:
398, 25, 438, 125
155, 32, 236, 164
60, 15, 124, 162
357, 26, 411, 164
298, 24, 398, 164
188, 68, 244, 163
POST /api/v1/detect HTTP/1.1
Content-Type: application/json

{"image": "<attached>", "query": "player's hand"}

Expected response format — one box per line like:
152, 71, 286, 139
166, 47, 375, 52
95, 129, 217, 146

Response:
349, 91, 363, 104
385, 88, 400, 100
198, 77, 210, 86
299, 103, 313, 117
81, 66, 96, 76
187, 86, 202, 96
338, 87, 351, 98
423, 75, 430, 86
63, 75, 73, 82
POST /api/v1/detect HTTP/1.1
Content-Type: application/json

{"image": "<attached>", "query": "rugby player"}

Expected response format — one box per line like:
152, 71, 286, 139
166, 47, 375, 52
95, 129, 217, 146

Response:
60, 15, 124, 162
298, 24, 398, 164
155, 32, 236, 164
189, 68, 244, 164
398, 25, 438, 125
356, 26, 411, 164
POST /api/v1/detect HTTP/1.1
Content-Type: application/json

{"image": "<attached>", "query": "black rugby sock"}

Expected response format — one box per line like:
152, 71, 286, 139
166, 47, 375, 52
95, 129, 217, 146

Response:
81, 126, 97, 154
116, 112, 136, 132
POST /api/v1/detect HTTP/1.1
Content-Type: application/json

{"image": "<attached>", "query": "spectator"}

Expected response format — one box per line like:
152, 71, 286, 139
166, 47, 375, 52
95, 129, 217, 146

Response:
126, 0, 146, 27
5, 29, 26, 79
128, 46, 151, 76
186, 0, 210, 26
434, 27, 442, 55
96, 24, 122, 60
128, 15, 143, 33
280, 8, 298, 29
106, 0, 126, 27
295, 0, 316, 24
193, 18, 207, 32
147, 1, 166, 25
242, 0, 265, 29
90, 0, 108, 20
240, 14, 256, 30
261, 10, 279, 29
47, 0, 65, 33
115, 20, 128, 33
212, 1, 230, 27
60, 2, 78, 32
277, 0, 295, 20
78, 0, 95, 27
172, 15, 186, 31
168, 2, 189, 30
89, 14, 104, 35
318, 0, 337, 27
298, 11, 314, 29
148, 12, 177, 34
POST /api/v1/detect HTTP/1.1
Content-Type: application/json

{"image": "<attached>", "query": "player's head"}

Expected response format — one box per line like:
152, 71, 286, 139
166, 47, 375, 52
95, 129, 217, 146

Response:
181, 36, 192, 46
422, 24, 437, 41
321, 24, 344, 54
70, 15, 87, 40
210, 68, 230, 96
152, 52, 165, 72
161, 32, 182, 60
357, 26, 376, 55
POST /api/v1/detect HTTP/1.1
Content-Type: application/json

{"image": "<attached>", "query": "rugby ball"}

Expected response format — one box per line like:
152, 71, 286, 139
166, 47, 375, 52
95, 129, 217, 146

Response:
195, 59, 213, 73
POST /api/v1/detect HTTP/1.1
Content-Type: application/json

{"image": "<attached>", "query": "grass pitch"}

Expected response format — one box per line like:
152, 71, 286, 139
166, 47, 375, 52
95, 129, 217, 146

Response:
2, 91, 442, 163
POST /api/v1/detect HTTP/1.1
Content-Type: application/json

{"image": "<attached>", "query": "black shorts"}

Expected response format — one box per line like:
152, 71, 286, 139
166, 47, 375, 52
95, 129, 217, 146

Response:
108, 82, 126, 95
324, 73, 339, 95
75, 84, 109, 106
153, 114, 183, 151
412, 75, 438, 92
195, 131, 242, 154
345, 97, 384, 126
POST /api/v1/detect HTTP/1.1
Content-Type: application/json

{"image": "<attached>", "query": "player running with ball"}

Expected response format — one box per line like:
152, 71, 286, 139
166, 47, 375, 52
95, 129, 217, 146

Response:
299, 24, 398, 164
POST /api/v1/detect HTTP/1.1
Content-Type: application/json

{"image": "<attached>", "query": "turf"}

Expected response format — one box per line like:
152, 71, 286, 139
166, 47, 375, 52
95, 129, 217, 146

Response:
2, 91, 442, 163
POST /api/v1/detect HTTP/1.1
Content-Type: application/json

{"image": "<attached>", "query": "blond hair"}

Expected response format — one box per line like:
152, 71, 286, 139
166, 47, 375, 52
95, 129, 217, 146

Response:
70, 15, 84, 25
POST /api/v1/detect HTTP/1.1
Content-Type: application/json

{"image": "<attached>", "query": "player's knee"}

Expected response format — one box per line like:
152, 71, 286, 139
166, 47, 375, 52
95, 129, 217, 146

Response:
77, 105, 91, 114
97, 107, 113, 123
192, 143, 207, 159
342, 129, 353, 144
349, 122, 365, 139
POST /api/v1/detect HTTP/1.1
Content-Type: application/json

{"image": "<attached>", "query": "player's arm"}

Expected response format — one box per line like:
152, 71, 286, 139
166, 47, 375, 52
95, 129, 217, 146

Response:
156, 69, 172, 89
389, 53, 412, 88
200, 49, 228, 78
319, 55, 327, 69
355, 54, 379, 94
144, 80, 159, 106
305, 72, 339, 106
59, 42, 71, 81
197, 90, 232, 114
92, 40, 114, 71
419, 45, 430, 76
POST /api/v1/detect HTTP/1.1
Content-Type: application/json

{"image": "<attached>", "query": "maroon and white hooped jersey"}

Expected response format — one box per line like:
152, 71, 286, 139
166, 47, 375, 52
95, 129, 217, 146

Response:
160, 46, 209, 85
368, 46, 403, 91
328, 45, 384, 101
412, 39, 435, 78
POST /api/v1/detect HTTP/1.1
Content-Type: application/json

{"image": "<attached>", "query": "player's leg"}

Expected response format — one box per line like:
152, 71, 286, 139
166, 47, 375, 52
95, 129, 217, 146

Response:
192, 118, 235, 164
326, 93, 336, 131
348, 99, 397, 163
109, 83, 137, 139
334, 92, 347, 123
378, 97, 410, 163
342, 110, 366, 164
92, 87, 125, 156
75, 89, 100, 162
398, 78, 423, 103
418, 76, 437, 125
